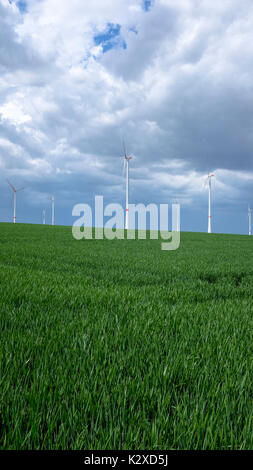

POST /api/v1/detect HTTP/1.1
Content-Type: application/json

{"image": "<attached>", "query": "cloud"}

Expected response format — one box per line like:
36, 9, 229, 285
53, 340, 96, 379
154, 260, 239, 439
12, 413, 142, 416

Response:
0, 0, 253, 233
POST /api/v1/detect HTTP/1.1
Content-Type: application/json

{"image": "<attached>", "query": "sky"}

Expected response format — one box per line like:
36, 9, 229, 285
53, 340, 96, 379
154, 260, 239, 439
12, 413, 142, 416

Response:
0, 0, 253, 234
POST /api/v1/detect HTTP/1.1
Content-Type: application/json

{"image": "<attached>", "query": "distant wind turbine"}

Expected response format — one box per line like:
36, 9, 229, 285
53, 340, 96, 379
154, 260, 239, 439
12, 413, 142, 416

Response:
7, 180, 25, 224
42, 208, 46, 225
248, 205, 252, 236
51, 196, 55, 226
206, 173, 215, 234
172, 198, 180, 232
123, 141, 133, 230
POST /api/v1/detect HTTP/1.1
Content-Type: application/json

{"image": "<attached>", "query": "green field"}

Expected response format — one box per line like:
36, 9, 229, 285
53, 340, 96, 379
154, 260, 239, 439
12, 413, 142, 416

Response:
0, 222, 253, 450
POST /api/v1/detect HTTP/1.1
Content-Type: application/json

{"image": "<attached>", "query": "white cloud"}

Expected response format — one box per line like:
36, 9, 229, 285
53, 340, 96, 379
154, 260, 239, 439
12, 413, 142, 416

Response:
0, 93, 32, 125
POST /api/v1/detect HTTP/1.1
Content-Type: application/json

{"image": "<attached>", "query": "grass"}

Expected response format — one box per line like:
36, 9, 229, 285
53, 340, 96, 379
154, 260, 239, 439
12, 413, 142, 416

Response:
0, 222, 253, 450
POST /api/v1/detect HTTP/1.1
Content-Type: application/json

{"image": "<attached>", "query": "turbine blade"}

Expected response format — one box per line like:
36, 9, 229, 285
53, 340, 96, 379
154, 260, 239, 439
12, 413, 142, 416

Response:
121, 157, 126, 182
123, 139, 127, 159
16, 187, 25, 192
202, 176, 208, 189
6, 179, 15, 192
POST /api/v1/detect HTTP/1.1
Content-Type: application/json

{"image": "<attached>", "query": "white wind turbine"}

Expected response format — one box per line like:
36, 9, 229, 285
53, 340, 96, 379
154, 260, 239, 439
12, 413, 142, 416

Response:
123, 141, 133, 230
7, 180, 25, 224
172, 198, 180, 232
51, 196, 55, 226
205, 173, 215, 234
42, 208, 46, 225
248, 205, 252, 236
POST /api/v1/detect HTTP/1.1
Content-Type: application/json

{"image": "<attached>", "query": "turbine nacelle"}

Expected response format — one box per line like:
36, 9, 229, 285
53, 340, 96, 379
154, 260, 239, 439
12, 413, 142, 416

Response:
7, 179, 25, 193
206, 173, 215, 183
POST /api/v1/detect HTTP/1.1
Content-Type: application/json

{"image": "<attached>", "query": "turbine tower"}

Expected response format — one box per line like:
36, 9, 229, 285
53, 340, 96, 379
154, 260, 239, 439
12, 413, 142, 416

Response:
123, 141, 133, 230
42, 209, 46, 225
7, 180, 24, 224
207, 173, 215, 234
51, 196, 55, 226
248, 205, 252, 236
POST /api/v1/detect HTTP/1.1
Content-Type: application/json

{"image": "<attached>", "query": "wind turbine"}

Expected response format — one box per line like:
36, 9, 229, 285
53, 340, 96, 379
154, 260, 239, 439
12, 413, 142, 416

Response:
206, 173, 215, 234
172, 198, 180, 232
123, 141, 133, 230
7, 180, 25, 224
51, 196, 55, 226
42, 209, 46, 225
248, 205, 252, 236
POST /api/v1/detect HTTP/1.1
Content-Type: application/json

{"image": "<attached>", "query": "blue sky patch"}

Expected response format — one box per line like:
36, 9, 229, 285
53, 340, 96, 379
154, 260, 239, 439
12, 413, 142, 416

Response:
17, 1, 27, 13
94, 23, 126, 53
143, 0, 153, 11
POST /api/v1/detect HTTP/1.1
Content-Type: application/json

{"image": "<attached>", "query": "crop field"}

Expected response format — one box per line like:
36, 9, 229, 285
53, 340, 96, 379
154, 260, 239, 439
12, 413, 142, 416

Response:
0, 222, 253, 450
